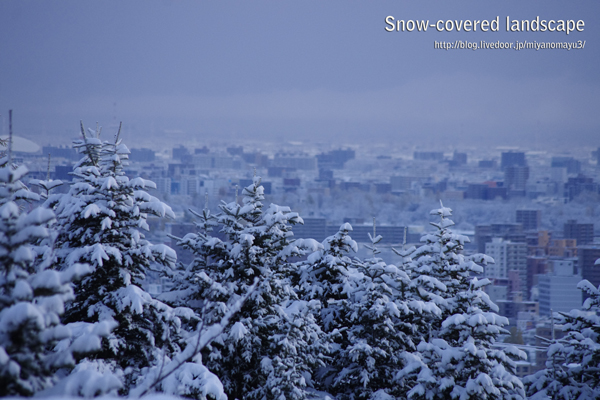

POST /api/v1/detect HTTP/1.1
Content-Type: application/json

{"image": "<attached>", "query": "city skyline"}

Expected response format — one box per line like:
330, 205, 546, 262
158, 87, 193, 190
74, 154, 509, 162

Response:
1, 0, 599, 149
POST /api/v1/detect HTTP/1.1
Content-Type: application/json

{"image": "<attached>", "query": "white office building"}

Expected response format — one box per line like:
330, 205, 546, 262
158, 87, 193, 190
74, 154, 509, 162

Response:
538, 259, 582, 317
484, 238, 527, 283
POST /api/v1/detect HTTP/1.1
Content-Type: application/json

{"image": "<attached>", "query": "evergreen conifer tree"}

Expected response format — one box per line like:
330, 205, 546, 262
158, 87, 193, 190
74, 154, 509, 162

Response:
47, 123, 181, 391
297, 223, 358, 334
0, 164, 90, 396
405, 204, 525, 400
187, 177, 325, 400
330, 226, 420, 400
526, 272, 600, 400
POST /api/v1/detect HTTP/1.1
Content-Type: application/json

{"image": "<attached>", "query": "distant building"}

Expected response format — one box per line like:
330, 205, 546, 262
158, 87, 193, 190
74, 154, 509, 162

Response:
226, 146, 243, 156
129, 148, 155, 162
283, 178, 301, 191
501, 151, 526, 169
273, 154, 316, 170
547, 238, 578, 258
183, 178, 200, 196
339, 181, 361, 191
53, 165, 74, 181
43, 145, 78, 161
316, 149, 355, 169
551, 157, 581, 174
293, 218, 328, 242
154, 177, 171, 195
375, 183, 391, 194
505, 166, 529, 191
172, 145, 190, 161
515, 362, 534, 380
578, 245, 600, 293
476, 223, 525, 253
564, 219, 594, 245
448, 151, 467, 167
516, 210, 541, 231
478, 160, 497, 168
495, 295, 538, 326
292, 219, 406, 245
527, 256, 549, 297
485, 238, 527, 287
414, 151, 444, 161
390, 176, 418, 192
465, 182, 507, 200
564, 174, 599, 201
318, 169, 334, 181
537, 258, 581, 317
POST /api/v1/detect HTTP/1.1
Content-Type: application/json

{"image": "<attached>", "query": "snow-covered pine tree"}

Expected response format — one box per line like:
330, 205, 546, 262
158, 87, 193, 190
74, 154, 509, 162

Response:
0, 164, 91, 396
526, 271, 600, 400
162, 195, 230, 330
294, 223, 359, 394
297, 223, 358, 335
196, 176, 326, 400
326, 223, 419, 400
47, 123, 181, 392
405, 203, 525, 400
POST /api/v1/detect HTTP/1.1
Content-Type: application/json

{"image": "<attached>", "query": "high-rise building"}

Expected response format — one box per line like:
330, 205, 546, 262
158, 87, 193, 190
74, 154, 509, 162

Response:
476, 223, 525, 253
505, 166, 530, 191
501, 151, 526, 169
516, 209, 541, 231
564, 220, 594, 245
551, 157, 581, 174
579, 245, 600, 292
537, 258, 581, 317
564, 174, 599, 201
485, 238, 528, 290
527, 256, 549, 298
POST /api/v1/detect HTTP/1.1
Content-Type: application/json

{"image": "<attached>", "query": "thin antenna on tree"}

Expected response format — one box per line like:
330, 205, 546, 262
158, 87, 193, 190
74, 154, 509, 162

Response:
8, 109, 13, 165
235, 184, 239, 205
47, 153, 51, 181
403, 226, 407, 251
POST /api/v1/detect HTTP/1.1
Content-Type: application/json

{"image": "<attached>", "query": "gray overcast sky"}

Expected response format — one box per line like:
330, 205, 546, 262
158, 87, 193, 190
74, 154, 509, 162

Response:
0, 0, 598, 149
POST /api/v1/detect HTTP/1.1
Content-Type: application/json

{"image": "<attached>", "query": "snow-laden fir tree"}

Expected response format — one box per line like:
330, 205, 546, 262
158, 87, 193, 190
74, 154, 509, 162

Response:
294, 222, 359, 394
526, 270, 600, 400
403, 203, 525, 400
296, 223, 358, 335
162, 196, 229, 330
47, 123, 183, 392
329, 224, 422, 400
0, 164, 93, 396
184, 177, 326, 400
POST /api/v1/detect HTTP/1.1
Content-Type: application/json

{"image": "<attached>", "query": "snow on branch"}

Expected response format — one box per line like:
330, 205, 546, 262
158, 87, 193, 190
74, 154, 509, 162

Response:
131, 279, 258, 397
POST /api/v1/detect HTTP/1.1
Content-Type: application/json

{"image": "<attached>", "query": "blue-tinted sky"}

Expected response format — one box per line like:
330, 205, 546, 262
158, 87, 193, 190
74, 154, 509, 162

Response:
0, 0, 598, 148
